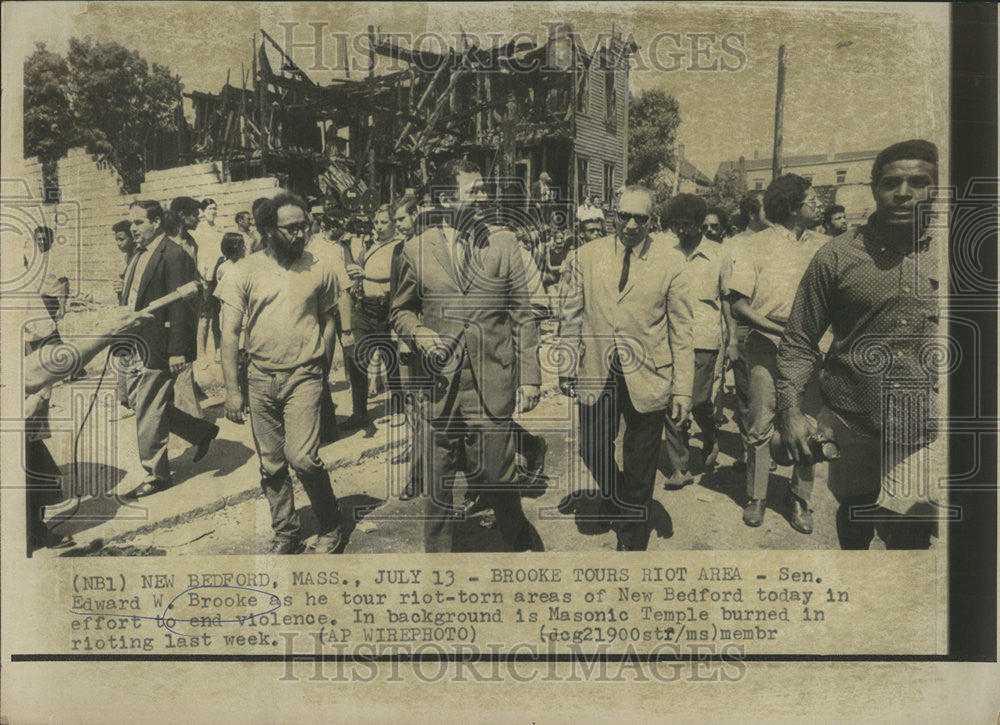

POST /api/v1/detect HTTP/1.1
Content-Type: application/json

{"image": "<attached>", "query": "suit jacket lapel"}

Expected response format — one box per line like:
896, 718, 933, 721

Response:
428, 227, 462, 293
597, 236, 617, 305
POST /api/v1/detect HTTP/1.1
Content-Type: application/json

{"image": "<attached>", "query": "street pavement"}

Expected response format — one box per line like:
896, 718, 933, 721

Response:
34, 316, 928, 556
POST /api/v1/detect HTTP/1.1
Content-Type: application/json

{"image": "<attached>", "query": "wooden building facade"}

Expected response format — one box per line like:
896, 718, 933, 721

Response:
181, 23, 635, 220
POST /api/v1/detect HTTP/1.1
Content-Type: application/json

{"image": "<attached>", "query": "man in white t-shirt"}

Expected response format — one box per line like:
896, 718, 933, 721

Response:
217, 192, 344, 555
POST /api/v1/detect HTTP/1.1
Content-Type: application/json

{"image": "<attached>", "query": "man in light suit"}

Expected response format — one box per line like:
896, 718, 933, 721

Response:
559, 185, 694, 550
391, 159, 542, 553
122, 200, 218, 498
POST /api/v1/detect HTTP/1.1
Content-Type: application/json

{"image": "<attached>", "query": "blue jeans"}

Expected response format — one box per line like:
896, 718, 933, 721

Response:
248, 359, 341, 543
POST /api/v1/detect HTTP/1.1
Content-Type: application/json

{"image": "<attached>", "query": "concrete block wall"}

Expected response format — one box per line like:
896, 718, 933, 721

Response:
24, 148, 281, 304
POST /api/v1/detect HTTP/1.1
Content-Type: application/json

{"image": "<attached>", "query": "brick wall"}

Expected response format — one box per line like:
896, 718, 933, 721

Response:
22, 148, 281, 304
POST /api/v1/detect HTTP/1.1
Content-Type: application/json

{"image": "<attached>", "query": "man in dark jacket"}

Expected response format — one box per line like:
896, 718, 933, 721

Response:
122, 200, 218, 498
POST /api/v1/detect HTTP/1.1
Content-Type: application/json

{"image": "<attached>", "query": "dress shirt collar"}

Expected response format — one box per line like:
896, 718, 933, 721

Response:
677, 238, 720, 262
615, 232, 650, 259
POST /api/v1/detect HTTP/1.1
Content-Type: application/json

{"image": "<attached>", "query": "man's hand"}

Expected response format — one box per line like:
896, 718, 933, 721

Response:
112, 279, 124, 294
106, 308, 153, 336
225, 390, 247, 423
413, 326, 448, 361
558, 376, 578, 398
778, 406, 816, 464
516, 384, 541, 413
345, 263, 364, 280
340, 330, 356, 350
168, 355, 188, 375
670, 395, 691, 423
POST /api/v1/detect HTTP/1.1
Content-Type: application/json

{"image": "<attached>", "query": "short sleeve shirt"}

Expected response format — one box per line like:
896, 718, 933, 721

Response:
678, 239, 726, 351
727, 225, 828, 346
216, 248, 340, 371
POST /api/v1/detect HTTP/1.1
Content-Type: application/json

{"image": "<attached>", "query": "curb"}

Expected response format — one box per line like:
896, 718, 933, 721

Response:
65, 434, 407, 553
64, 382, 562, 554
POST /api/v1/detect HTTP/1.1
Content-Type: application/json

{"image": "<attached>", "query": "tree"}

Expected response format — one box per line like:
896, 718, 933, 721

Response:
24, 43, 73, 164
705, 167, 747, 216
66, 37, 184, 193
627, 89, 681, 218
22, 38, 184, 194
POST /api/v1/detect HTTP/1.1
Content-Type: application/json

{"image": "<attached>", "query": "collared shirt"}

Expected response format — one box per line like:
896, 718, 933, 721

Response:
719, 228, 758, 295
776, 216, 942, 445
614, 233, 651, 264
125, 233, 168, 310
727, 224, 828, 346
678, 239, 726, 351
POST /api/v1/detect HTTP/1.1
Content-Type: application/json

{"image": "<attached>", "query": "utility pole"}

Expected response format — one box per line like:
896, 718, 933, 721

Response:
772, 45, 786, 181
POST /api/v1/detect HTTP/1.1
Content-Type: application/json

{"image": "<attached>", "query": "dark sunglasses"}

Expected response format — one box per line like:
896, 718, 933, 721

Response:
617, 211, 650, 226
277, 221, 310, 236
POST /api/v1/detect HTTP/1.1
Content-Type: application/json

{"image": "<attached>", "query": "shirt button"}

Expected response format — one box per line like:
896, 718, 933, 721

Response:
900, 319, 907, 325
902, 286, 911, 293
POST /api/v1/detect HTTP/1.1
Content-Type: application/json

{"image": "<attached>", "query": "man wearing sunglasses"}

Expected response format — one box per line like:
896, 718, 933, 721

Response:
701, 207, 728, 243
217, 192, 345, 555
727, 174, 828, 533
559, 185, 694, 551
663, 194, 728, 487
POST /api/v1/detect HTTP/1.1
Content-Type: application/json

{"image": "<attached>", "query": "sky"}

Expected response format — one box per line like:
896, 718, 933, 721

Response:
6, 1, 949, 179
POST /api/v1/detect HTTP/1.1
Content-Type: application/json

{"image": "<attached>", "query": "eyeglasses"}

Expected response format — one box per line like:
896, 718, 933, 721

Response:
617, 211, 650, 226
277, 221, 310, 236
701, 223, 721, 230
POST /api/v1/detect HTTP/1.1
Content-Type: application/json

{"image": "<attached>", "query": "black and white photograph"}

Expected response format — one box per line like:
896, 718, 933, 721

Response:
1, 1, 995, 721
6, 1, 956, 557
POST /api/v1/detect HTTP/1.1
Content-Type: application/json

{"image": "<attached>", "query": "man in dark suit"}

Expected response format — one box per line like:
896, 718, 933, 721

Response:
391, 159, 542, 552
559, 185, 695, 550
122, 200, 218, 498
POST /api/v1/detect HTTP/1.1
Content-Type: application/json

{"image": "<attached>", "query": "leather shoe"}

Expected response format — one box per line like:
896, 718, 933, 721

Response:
615, 531, 640, 551
31, 528, 75, 551
479, 509, 497, 529
524, 435, 548, 477
192, 424, 219, 463
341, 413, 369, 430
663, 471, 695, 490
743, 498, 766, 527
399, 478, 422, 501
269, 539, 306, 555
311, 528, 344, 554
785, 492, 814, 534
127, 479, 169, 499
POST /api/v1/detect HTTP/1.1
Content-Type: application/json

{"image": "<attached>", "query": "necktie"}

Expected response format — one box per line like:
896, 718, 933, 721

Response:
618, 245, 632, 293
121, 245, 146, 306
456, 234, 473, 286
